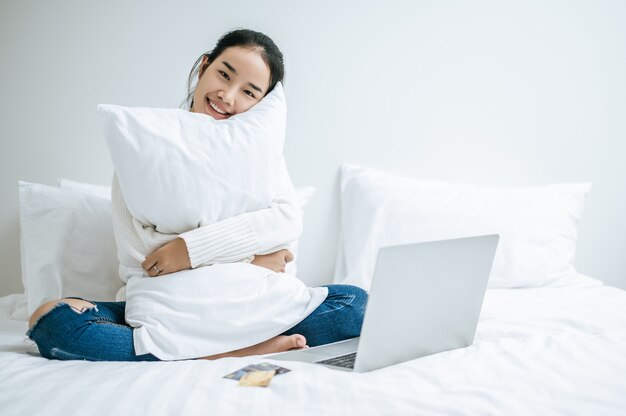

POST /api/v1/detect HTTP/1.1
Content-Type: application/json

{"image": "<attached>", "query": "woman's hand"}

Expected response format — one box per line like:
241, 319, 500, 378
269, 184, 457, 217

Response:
251, 249, 294, 273
142, 238, 192, 277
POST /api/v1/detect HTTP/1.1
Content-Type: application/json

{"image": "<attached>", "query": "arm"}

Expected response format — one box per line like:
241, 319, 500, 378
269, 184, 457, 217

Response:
116, 145, 301, 272
178, 192, 302, 269
115, 177, 302, 278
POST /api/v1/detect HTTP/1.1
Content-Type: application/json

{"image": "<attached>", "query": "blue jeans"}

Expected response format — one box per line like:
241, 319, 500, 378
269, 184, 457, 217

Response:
26, 284, 368, 361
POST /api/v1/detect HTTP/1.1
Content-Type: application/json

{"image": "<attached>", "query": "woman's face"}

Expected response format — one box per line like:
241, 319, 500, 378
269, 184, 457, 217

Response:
191, 46, 271, 120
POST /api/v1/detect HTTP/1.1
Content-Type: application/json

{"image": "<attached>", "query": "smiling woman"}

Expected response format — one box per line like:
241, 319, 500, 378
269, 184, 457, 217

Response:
26, 28, 369, 362
184, 29, 286, 118
192, 47, 270, 119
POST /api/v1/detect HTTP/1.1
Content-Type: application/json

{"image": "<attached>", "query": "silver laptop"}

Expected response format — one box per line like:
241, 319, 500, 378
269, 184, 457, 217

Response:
265, 234, 499, 372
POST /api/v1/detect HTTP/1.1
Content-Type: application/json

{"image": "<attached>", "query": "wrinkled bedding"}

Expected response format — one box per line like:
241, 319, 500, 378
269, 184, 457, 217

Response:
1, 274, 625, 416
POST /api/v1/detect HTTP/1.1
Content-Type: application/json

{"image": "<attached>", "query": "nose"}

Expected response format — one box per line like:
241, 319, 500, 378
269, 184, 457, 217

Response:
217, 88, 235, 109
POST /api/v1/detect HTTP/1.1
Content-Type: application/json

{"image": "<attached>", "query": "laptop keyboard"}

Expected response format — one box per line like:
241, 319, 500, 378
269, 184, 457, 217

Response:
315, 352, 357, 369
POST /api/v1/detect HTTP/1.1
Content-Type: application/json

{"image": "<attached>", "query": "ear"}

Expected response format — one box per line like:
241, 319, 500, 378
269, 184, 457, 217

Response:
198, 55, 210, 80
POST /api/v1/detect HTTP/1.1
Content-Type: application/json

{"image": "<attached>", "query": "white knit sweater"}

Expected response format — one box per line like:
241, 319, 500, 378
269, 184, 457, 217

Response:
111, 172, 306, 300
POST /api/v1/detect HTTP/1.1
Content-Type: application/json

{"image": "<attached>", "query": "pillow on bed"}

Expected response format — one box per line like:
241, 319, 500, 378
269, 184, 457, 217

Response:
333, 164, 591, 290
98, 82, 287, 235
11, 181, 122, 321
58, 178, 111, 199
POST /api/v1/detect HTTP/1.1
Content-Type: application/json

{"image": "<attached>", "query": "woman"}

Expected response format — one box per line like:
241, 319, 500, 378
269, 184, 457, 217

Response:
27, 28, 368, 361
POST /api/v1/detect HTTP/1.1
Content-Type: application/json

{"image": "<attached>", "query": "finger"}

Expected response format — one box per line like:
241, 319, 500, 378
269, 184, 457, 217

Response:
142, 255, 156, 272
147, 265, 156, 277
155, 263, 167, 277
147, 262, 163, 277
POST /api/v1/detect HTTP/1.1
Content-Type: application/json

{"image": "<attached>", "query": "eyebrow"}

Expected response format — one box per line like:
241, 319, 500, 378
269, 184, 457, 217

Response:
222, 61, 264, 94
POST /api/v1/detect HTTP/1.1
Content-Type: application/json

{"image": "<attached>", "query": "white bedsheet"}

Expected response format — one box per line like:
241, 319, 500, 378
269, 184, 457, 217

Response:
1, 275, 625, 415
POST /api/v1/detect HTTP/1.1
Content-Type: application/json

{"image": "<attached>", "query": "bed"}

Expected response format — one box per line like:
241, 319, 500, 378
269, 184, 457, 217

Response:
3, 164, 626, 415
1, 274, 626, 415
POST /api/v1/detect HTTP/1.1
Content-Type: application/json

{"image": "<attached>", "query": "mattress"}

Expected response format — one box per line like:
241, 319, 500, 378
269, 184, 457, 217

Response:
1, 274, 625, 415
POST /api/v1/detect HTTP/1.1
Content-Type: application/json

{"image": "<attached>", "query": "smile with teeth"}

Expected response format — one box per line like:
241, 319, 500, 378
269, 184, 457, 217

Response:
208, 98, 229, 115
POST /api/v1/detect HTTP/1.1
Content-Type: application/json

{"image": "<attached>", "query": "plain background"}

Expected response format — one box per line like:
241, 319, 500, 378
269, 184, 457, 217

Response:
1, 0, 625, 297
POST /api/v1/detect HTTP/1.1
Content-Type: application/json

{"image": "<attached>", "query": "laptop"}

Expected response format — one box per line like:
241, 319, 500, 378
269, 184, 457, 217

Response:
264, 234, 499, 372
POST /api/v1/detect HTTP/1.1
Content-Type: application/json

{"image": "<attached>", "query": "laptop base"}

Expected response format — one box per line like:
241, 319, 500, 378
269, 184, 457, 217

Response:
263, 337, 360, 372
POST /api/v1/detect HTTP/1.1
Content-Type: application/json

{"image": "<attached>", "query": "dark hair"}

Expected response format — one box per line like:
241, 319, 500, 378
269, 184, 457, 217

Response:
182, 28, 285, 110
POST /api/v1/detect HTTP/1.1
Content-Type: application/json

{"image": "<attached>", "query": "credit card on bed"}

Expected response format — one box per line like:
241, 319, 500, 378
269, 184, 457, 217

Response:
238, 370, 276, 387
223, 362, 291, 380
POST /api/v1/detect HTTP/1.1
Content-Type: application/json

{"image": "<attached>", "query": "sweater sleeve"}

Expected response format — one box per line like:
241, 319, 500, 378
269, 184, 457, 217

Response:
111, 173, 175, 270
178, 192, 302, 269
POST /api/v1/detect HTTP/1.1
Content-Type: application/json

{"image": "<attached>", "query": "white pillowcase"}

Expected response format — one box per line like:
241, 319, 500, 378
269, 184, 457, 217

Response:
58, 178, 111, 199
125, 262, 328, 360
11, 181, 122, 320
98, 82, 287, 235
286, 186, 315, 276
333, 164, 591, 290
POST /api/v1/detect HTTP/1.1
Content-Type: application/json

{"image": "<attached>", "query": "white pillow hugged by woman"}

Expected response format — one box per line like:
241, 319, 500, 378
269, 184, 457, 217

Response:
26, 28, 369, 362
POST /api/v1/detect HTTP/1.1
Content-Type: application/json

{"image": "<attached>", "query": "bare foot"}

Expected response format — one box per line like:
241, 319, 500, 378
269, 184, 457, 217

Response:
199, 334, 308, 361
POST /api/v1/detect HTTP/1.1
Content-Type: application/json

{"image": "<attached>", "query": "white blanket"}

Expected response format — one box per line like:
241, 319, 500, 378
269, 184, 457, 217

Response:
125, 264, 328, 360
2, 275, 626, 415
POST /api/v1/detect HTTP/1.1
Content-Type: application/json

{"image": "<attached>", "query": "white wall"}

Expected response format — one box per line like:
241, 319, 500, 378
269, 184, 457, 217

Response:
1, 0, 625, 296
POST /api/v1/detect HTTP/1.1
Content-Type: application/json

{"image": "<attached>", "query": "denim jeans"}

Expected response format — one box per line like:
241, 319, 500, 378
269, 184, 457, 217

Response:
27, 284, 368, 361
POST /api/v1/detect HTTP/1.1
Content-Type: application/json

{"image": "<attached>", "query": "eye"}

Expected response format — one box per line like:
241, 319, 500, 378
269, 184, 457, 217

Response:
244, 90, 256, 98
219, 70, 230, 81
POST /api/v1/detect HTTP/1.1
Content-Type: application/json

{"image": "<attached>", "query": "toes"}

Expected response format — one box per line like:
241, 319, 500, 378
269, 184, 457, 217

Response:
289, 334, 307, 349
295, 334, 307, 348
